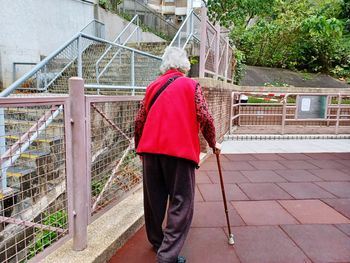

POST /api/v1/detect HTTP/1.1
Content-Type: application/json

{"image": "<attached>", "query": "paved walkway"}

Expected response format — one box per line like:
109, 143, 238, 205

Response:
109, 152, 350, 263
222, 139, 350, 154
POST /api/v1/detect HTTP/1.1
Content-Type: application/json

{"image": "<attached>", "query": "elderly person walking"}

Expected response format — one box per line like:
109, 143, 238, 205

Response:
135, 47, 220, 263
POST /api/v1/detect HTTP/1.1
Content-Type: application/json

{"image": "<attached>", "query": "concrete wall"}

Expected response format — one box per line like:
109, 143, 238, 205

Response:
96, 7, 165, 43
0, 0, 165, 90
0, 0, 95, 89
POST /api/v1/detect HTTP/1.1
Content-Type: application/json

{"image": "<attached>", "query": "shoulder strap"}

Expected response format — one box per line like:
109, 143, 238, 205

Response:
148, 75, 180, 111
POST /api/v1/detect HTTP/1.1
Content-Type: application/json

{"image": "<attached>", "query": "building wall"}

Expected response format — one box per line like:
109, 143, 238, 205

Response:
0, 0, 164, 90
0, 0, 95, 89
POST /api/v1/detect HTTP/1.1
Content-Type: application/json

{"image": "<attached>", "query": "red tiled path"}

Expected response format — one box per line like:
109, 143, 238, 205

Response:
109, 153, 350, 263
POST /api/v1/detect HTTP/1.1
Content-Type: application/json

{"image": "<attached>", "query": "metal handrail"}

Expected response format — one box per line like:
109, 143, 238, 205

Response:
119, 0, 178, 36
1, 20, 106, 97
133, 0, 178, 32
81, 33, 161, 60
0, 33, 82, 97
80, 19, 105, 34
96, 14, 141, 83
168, 9, 194, 50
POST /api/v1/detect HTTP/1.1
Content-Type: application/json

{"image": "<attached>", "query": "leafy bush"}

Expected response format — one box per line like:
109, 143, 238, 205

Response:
26, 211, 67, 260
209, 0, 350, 80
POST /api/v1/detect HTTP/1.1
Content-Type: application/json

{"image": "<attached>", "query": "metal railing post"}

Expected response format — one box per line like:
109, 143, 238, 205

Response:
131, 51, 135, 96
69, 77, 88, 251
281, 95, 287, 134
77, 36, 83, 78
335, 93, 341, 134
44, 65, 48, 92
225, 37, 229, 82
199, 6, 207, 78
137, 17, 141, 45
0, 109, 7, 194
214, 24, 220, 80
12, 63, 16, 82
230, 92, 234, 134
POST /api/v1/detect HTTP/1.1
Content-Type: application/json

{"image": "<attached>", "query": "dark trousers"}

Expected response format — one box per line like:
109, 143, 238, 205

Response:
142, 153, 195, 263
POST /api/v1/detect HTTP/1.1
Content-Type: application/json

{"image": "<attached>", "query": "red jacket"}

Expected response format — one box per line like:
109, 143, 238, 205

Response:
136, 69, 201, 164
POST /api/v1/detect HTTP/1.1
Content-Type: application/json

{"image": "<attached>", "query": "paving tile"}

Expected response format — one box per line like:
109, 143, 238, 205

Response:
252, 153, 286, 161
305, 153, 341, 160
222, 161, 256, 171
108, 227, 156, 263
248, 160, 286, 170
277, 153, 313, 160
238, 183, 293, 200
225, 154, 258, 161
195, 170, 208, 177
231, 226, 310, 263
198, 161, 219, 171
241, 170, 287, 183
306, 159, 348, 169
336, 224, 350, 237
207, 170, 250, 184
308, 169, 350, 181
316, 182, 350, 198
232, 201, 298, 225
322, 198, 350, 219
275, 169, 321, 182
336, 159, 350, 168
195, 173, 212, 184
192, 202, 245, 227
277, 183, 336, 199
279, 200, 350, 224
204, 154, 231, 162
198, 184, 249, 201
181, 228, 240, 263
333, 153, 350, 159
282, 224, 350, 263
277, 160, 320, 170
195, 186, 204, 202
341, 168, 350, 176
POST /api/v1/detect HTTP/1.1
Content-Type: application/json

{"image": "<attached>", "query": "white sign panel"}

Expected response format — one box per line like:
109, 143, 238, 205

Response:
301, 98, 311, 112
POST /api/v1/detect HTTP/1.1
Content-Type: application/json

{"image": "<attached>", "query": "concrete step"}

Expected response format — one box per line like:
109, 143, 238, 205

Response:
5, 119, 64, 135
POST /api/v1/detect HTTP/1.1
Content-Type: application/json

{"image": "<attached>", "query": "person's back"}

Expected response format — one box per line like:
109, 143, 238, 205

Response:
134, 47, 220, 263
137, 69, 200, 164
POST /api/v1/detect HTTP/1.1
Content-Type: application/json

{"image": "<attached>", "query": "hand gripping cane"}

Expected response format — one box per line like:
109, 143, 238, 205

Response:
216, 152, 235, 245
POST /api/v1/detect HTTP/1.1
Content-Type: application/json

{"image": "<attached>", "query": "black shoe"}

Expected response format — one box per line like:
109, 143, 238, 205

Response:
177, 256, 186, 263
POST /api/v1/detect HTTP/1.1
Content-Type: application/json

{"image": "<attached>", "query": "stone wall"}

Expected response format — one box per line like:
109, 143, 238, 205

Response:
196, 78, 235, 152
195, 78, 350, 152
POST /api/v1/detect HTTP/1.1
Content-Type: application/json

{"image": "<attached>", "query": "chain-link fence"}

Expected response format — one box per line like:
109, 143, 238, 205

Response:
117, 0, 178, 41
87, 98, 142, 216
230, 92, 350, 134
0, 98, 69, 263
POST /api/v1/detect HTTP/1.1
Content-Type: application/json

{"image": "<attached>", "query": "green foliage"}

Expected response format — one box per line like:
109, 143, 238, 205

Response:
207, 0, 276, 28
210, 0, 350, 81
263, 81, 289, 87
189, 56, 199, 65
233, 49, 245, 84
26, 211, 67, 261
99, 0, 122, 12
92, 178, 104, 195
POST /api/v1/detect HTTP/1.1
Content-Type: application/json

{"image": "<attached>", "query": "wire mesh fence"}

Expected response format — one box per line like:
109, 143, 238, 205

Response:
204, 23, 216, 74
117, 0, 178, 41
230, 93, 350, 134
0, 100, 69, 263
88, 98, 142, 216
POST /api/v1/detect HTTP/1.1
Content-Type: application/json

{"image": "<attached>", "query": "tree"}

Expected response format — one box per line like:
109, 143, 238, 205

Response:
208, 0, 349, 78
207, 0, 277, 28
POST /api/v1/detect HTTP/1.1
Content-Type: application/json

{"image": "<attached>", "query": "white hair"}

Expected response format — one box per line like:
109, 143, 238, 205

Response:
160, 47, 191, 73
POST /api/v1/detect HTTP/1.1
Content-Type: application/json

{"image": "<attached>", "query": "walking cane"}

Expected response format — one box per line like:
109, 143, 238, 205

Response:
215, 152, 235, 245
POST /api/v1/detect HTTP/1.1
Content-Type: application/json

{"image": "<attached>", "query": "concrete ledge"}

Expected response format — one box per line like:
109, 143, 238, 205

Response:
42, 188, 144, 263
225, 134, 350, 140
